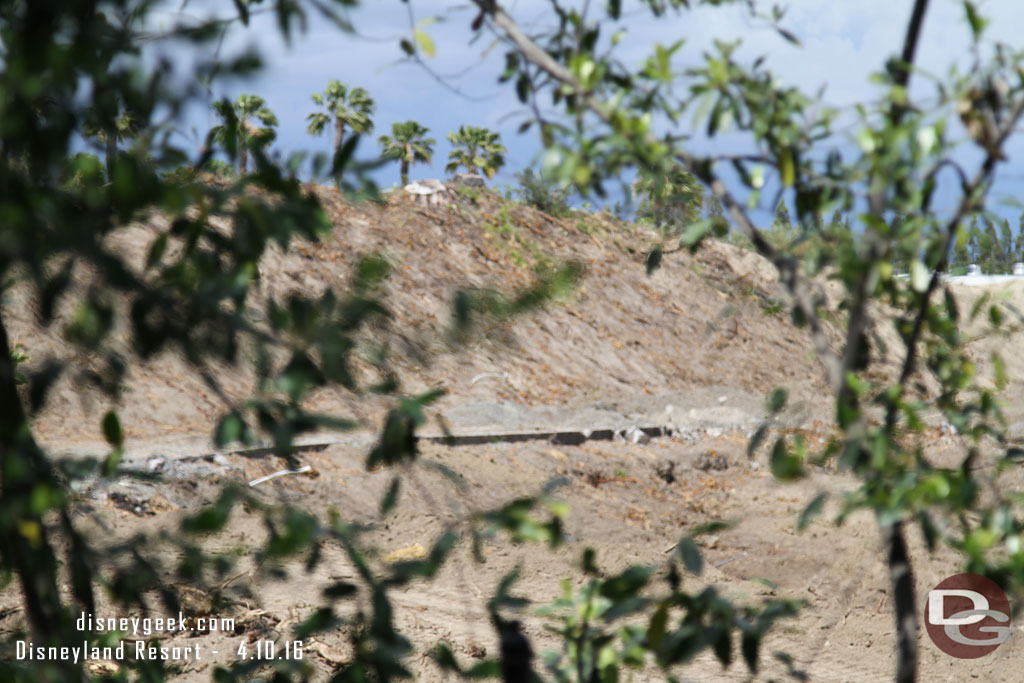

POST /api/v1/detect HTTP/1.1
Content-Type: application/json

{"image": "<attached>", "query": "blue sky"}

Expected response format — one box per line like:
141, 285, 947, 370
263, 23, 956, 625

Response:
145, 1, 1024, 225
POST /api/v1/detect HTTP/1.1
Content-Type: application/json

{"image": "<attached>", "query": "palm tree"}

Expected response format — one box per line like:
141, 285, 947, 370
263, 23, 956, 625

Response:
445, 125, 506, 178
306, 80, 375, 166
83, 105, 138, 178
379, 121, 435, 186
211, 94, 278, 175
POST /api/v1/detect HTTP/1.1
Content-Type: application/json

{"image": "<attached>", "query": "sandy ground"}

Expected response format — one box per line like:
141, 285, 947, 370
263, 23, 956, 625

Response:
4, 185, 1024, 680
9, 425, 1021, 682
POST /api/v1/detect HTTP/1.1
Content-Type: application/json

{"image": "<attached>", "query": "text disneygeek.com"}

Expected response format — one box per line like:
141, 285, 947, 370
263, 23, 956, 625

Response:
13, 612, 304, 663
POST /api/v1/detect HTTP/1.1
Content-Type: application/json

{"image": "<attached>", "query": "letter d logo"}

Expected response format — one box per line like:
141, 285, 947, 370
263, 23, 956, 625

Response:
928, 589, 989, 626
925, 573, 1011, 659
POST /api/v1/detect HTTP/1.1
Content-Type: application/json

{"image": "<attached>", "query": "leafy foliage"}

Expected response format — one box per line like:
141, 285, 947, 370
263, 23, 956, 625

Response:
633, 162, 703, 233
514, 168, 573, 217
0, 2, 377, 679
379, 120, 435, 186
0, 4, 647, 681
531, 545, 800, 682
463, 0, 1024, 680
446, 125, 507, 178
18, 0, 1014, 681
949, 212, 1024, 273
82, 107, 139, 177
307, 80, 375, 179
211, 93, 279, 175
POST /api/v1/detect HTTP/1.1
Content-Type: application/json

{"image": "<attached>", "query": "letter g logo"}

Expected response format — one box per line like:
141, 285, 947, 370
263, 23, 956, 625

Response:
925, 574, 1011, 658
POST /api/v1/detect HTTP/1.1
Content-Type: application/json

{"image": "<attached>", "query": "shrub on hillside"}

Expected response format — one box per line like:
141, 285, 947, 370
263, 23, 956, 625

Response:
514, 168, 572, 217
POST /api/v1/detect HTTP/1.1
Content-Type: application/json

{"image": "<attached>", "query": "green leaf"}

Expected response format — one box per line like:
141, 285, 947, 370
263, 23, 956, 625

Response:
648, 602, 669, 650
768, 387, 788, 413
27, 360, 65, 415
215, 412, 244, 447
323, 581, 358, 599
681, 220, 711, 249
797, 492, 828, 530
963, 2, 988, 41
779, 149, 795, 187
969, 291, 991, 322
232, 0, 250, 24
415, 386, 446, 406
707, 98, 724, 137
918, 509, 939, 551
770, 438, 803, 481
413, 29, 436, 57
747, 423, 768, 457
380, 476, 401, 515
993, 352, 1007, 390
646, 246, 663, 275
356, 254, 392, 289
944, 287, 959, 322
741, 632, 760, 672
435, 643, 502, 678
910, 260, 929, 293
103, 448, 123, 477
146, 233, 169, 269
776, 27, 801, 47
675, 537, 703, 575
600, 565, 654, 600
689, 520, 732, 537
713, 625, 732, 666
293, 607, 337, 639
102, 411, 123, 448
266, 509, 318, 557
40, 260, 73, 323
989, 304, 1004, 327
183, 489, 237, 533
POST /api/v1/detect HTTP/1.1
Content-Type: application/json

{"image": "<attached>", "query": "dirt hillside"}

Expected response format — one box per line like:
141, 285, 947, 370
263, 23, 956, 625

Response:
7, 183, 1024, 682
9, 183, 837, 452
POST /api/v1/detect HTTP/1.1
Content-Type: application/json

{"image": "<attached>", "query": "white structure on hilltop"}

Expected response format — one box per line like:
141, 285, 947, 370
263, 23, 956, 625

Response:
944, 262, 1024, 286
403, 179, 455, 206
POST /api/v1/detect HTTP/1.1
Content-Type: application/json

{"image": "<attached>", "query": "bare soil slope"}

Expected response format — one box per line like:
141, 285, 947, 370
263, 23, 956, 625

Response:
7, 184, 1024, 682
9, 184, 836, 450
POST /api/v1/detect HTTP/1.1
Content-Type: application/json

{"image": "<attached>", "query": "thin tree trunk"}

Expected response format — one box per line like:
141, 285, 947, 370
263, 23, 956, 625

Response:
105, 132, 117, 180
884, 519, 918, 683
333, 116, 345, 166
238, 131, 248, 175
332, 116, 347, 184
400, 160, 409, 186
0, 310, 66, 642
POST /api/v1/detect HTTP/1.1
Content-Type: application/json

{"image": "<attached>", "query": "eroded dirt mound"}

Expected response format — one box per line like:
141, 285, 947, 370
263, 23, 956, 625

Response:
9, 185, 1024, 683
8, 183, 835, 450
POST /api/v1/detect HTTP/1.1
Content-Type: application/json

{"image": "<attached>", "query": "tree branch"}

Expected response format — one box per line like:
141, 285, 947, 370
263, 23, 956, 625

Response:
0, 309, 68, 645
473, 0, 844, 390
895, 0, 931, 95
885, 96, 1024, 432
884, 520, 917, 683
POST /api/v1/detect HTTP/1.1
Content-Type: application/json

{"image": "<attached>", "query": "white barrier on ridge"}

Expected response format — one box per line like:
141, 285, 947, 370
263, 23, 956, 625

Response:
943, 263, 1024, 286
